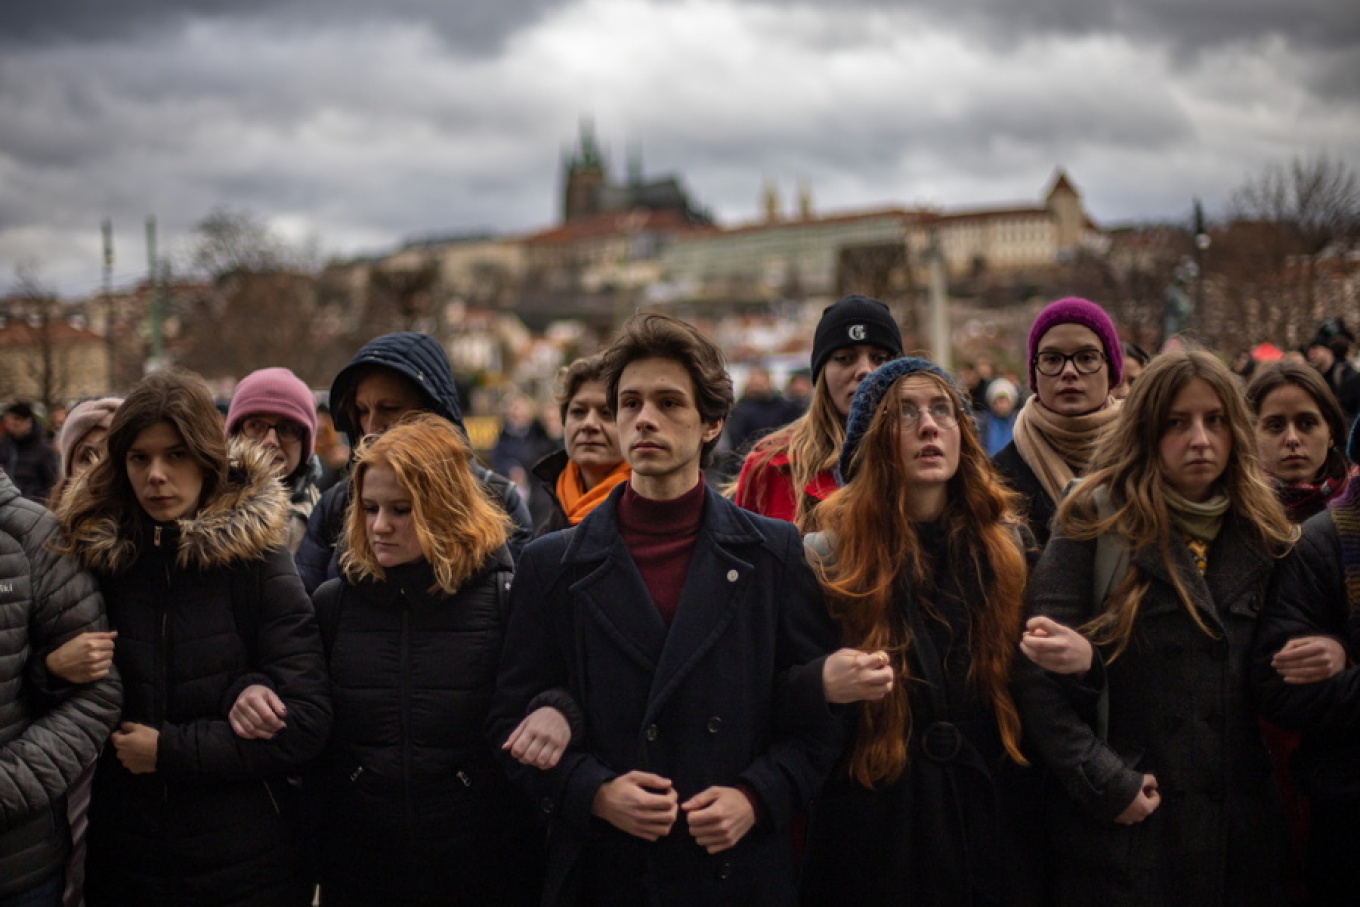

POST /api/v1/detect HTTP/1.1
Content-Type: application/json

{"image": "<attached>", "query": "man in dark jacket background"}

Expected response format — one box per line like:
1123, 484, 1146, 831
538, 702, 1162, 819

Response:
489, 313, 841, 906
295, 332, 533, 591
0, 468, 122, 904
0, 403, 59, 504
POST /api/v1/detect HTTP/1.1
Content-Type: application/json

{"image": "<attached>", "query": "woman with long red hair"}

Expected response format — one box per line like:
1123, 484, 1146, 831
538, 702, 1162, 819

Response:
799, 356, 1036, 905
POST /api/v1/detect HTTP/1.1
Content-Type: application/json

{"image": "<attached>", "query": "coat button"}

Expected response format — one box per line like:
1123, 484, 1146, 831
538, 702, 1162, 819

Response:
540, 797, 554, 814
726, 569, 738, 582
645, 724, 659, 742
718, 860, 732, 880
707, 716, 722, 734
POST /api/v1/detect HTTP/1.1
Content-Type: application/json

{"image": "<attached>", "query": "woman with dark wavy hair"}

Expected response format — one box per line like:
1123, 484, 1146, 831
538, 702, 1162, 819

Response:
1017, 350, 1295, 906
58, 369, 331, 907
799, 356, 1035, 905
1246, 360, 1351, 524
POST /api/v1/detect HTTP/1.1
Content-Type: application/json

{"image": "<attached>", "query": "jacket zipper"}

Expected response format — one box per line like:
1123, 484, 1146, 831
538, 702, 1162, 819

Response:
156, 525, 170, 803
399, 590, 413, 835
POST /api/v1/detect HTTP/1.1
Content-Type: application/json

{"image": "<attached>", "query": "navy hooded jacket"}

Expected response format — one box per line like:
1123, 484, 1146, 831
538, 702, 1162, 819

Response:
295, 332, 533, 592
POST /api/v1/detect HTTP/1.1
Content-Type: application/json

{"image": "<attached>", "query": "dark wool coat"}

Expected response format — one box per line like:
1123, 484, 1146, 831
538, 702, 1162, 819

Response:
800, 525, 1045, 907
991, 441, 1056, 549
0, 471, 121, 899
487, 484, 843, 907
1254, 510, 1360, 795
530, 448, 571, 537
311, 551, 542, 905
65, 445, 332, 907
1016, 512, 1286, 906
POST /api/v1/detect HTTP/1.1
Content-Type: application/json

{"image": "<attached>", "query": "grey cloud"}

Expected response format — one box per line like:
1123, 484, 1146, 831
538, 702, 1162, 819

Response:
0, 0, 570, 56
757, 0, 1359, 54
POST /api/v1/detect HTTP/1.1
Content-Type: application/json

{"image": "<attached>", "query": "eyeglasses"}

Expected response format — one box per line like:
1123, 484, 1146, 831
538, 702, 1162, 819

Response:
1033, 349, 1106, 377
900, 402, 959, 430
240, 417, 305, 444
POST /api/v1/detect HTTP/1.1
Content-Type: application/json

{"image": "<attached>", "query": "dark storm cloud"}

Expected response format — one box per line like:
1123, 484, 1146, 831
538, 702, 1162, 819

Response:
761, 0, 1359, 54
0, 0, 570, 56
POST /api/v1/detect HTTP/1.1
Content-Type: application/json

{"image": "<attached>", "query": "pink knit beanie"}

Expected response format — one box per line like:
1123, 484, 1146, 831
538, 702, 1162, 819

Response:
226, 368, 317, 466
58, 397, 122, 479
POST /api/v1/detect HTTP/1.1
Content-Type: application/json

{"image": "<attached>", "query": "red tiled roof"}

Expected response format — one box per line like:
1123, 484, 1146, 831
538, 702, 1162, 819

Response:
524, 209, 714, 245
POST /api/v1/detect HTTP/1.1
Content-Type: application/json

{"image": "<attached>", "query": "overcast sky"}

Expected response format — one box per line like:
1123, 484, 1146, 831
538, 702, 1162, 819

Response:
2, 0, 1356, 297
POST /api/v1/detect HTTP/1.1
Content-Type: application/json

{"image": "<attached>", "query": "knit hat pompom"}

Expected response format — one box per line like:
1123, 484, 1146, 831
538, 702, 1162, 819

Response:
837, 356, 966, 483
58, 397, 122, 479
1027, 297, 1123, 393
226, 367, 318, 470
810, 295, 904, 384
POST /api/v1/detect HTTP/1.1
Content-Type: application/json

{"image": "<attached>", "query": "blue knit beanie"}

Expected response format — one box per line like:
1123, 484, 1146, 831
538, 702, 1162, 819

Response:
837, 356, 966, 483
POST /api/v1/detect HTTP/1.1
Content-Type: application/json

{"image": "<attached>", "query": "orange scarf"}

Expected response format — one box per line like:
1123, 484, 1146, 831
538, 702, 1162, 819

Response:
555, 459, 631, 526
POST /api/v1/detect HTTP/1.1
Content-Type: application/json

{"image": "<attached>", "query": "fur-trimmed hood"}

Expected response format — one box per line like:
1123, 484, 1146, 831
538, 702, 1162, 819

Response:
62, 440, 290, 575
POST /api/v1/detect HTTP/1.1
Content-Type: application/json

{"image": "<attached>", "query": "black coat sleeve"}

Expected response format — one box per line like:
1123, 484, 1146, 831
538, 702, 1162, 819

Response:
1253, 517, 1360, 733
1013, 526, 1145, 821
157, 548, 333, 780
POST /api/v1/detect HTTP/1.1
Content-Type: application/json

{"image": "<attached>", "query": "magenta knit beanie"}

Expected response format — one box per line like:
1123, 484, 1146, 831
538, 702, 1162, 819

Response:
1027, 297, 1123, 392
58, 397, 122, 479
226, 367, 317, 464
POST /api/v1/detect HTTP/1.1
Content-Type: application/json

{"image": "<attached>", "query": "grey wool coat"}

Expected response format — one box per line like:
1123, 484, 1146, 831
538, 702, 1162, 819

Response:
1015, 511, 1286, 906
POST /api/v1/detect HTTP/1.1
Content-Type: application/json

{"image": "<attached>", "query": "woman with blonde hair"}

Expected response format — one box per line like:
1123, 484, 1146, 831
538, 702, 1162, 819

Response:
58, 369, 331, 906
734, 294, 902, 525
1017, 350, 1295, 905
799, 356, 1038, 905
308, 412, 541, 905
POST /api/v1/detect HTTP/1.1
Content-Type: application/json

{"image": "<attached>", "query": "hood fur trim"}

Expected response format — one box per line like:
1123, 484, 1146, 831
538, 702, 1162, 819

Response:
67, 440, 290, 575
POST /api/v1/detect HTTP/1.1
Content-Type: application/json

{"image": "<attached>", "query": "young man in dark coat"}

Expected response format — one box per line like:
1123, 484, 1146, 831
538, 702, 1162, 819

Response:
295, 332, 533, 591
489, 313, 842, 907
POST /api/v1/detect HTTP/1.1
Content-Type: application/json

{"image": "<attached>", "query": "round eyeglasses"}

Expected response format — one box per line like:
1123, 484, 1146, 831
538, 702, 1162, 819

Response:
240, 417, 306, 444
900, 402, 959, 430
1033, 349, 1106, 377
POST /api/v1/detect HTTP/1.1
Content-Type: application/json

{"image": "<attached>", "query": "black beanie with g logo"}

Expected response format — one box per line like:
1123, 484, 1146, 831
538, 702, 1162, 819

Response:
810, 295, 904, 384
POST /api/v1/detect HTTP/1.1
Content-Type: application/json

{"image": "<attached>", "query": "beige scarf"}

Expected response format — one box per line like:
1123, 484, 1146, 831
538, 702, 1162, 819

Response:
1011, 394, 1122, 502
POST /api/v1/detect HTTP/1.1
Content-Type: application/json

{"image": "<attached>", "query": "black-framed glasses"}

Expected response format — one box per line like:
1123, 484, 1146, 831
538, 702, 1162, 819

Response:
900, 402, 959, 430
240, 417, 305, 443
1033, 349, 1106, 377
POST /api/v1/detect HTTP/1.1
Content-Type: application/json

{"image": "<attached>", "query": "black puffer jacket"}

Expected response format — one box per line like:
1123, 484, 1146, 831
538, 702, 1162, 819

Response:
295, 332, 532, 591
62, 444, 332, 907
0, 470, 121, 900
312, 551, 541, 904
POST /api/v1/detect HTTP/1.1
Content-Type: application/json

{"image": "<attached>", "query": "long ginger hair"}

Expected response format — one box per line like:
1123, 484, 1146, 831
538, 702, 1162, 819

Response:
340, 413, 511, 595
808, 371, 1029, 786
1060, 350, 1295, 660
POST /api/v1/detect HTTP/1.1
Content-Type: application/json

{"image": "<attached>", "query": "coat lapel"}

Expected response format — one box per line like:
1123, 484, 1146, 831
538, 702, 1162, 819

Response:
563, 490, 668, 672
644, 537, 751, 721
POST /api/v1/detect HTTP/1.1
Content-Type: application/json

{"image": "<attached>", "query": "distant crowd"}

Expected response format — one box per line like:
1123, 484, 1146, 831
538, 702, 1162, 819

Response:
5, 296, 1360, 907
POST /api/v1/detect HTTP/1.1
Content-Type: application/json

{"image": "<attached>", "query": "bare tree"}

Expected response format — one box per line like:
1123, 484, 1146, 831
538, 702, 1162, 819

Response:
1224, 154, 1360, 344
0, 264, 83, 409
173, 209, 337, 384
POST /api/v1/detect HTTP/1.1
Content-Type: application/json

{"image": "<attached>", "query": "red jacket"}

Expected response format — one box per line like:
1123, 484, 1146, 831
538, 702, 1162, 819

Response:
733, 448, 838, 523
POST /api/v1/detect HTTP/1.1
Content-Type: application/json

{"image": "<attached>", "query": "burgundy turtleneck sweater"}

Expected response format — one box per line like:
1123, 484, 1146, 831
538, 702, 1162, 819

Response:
616, 477, 706, 627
